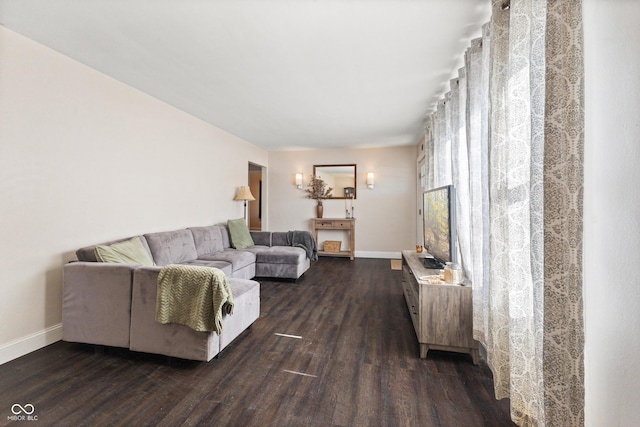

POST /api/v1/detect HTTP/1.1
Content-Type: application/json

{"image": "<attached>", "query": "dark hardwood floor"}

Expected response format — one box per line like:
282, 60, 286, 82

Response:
1, 257, 514, 427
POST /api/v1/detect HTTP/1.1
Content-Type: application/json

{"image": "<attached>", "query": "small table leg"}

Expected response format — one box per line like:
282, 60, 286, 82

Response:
471, 348, 479, 365
420, 343, 428, 359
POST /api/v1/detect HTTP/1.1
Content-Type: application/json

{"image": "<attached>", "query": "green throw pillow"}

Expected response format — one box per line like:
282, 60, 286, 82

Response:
95, 236, 155, 266
227, 218, 254, 249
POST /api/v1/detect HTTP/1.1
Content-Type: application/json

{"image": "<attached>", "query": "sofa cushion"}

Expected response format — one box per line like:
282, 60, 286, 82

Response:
227, 219, 254, 249
250, 246, 306, 265
144, 229, 198, 266
271, 232, 289, 247
228, 278, 260, 299
189, 225, 225, 256
199, 249, 256, 272
181, 259, 233, 276
250, 231, 272, 247
217, 223, 232, 249
94, 236, 155, 266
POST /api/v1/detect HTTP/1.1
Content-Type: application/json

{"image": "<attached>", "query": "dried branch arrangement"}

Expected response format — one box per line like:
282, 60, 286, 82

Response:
305, 176, 333, 200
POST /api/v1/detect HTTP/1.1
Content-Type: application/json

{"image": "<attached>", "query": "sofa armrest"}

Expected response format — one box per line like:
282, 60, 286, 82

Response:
62, 262, 139, 348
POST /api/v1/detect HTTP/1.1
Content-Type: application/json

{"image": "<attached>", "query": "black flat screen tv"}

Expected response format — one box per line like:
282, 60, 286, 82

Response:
422, 185, 457, 269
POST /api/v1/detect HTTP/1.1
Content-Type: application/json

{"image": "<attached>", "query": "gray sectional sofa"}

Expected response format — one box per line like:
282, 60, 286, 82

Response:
62, 223, 313, 361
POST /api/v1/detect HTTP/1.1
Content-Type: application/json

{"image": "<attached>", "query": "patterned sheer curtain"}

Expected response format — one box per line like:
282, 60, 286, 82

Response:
486, 0, 545, 423
423, 115, 435, 190
465, 28, 491, 350
449, 72, 473, 280
541, 1, 584, 424
423, 1, 584, 426
433, 99, 451, 187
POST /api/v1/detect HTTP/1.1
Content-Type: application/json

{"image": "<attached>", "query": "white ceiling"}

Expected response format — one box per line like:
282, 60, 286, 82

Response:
0, 0, 490, 151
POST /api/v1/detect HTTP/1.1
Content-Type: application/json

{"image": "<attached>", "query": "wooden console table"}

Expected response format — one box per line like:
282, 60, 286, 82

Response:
401, 250, 478, 364
311, 218, 355, 260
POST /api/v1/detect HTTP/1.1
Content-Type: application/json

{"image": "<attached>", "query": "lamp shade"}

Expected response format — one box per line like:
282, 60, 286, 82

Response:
234, 186, 256, 201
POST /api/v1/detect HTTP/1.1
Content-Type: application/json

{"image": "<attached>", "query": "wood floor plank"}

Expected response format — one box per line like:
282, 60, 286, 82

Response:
0, 257, 514, 426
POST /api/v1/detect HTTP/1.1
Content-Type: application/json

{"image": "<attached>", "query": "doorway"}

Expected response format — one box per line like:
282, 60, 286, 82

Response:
248, 162, 264, 231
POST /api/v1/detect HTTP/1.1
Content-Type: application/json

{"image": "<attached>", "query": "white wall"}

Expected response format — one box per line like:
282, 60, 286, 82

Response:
583, 2, 640, 426
0, 27, 268, 364
267, 146, 416, 257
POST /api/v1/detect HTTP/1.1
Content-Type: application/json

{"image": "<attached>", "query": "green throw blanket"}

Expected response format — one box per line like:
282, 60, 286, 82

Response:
155, 264, 234, 334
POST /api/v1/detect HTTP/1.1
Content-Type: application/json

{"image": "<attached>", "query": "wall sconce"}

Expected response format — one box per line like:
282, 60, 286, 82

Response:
295, 173, 303, 189
367, 172, 375, 189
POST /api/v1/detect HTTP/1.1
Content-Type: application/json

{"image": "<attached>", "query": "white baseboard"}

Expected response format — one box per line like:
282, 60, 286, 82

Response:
354, 251, 402, 259
0, 324, 62, 365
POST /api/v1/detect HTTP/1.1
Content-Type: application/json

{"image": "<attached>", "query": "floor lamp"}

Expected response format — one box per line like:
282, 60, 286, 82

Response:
234, 186, 256, 223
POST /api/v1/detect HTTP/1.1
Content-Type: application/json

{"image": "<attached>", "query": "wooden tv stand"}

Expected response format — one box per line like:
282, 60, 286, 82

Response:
401, 250, 478, 364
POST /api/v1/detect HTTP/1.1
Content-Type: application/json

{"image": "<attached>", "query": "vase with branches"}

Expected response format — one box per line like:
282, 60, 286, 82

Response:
305, 176, 333, 218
